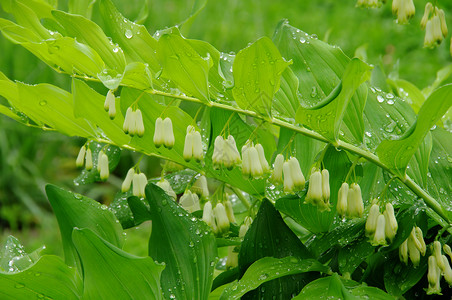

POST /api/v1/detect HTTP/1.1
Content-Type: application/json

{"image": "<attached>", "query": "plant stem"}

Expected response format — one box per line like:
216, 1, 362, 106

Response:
146, 89, 450, 225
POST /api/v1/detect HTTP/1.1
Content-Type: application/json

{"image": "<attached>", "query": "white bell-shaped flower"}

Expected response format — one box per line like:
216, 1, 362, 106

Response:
226, 246, 238, 269
183, 126, 195, 161
132, 172, 147, 198
76, 145, 86, 168
97, 151, 109, 181
433, 241, 446, 271
153, 117, 164, 147
399, 240, 409, 264
202, 201, 214, 227
121, 168, 135, 192
347, 183, 364, 218
248, 146, 263, 178
156, 179, 176, 200
192, 131, 203, 162
420, 2, 433, 29
134, 109, 145, 137
179, 190, 201, 213
191, 175, 209, 199
270, 154, 284, 184
163, 117, 175, 149
255, 144, 269, 173
104, 90, 116, 120
241, 144, 251, 177
123, 107, 133, 134
394, 0, 415, 24
283, 161, 294, 193
372, 214, 386, 246
427, 255, 442, 295
225, 135, 241, 169
365, 203, 380, 236
337, 182, 349, 217
224, 200, 236, 223
85, 148, 93, 171
441, 255, 452, 285
306, 168, 322, 205
444, 244, 452, 261
289, 157, 305, 190
321, 169, 330, 202
414, 227, 427, 256
407, 233, 421, 267
384, 203, 398, 241
212, 136, 225, 169
214, 203, 230, 234
437, 8, 448, 37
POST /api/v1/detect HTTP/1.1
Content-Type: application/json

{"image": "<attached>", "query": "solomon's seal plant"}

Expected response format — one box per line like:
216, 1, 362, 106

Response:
0, 0, 451, 299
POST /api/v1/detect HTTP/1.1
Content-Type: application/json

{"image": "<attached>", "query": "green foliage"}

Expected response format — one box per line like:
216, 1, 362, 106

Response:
0, 0, 451, 299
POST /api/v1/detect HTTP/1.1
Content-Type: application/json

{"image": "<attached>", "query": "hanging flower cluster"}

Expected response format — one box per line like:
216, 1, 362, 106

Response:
427, 241, 452, 295
212, 135, 241, 170
156, 179, 177, 200
365, 201, 398, 246
154, 117, 175, 148
76, 145, 91, 169
202, 201, 236, 236
179, 190, 201, 213
97, 150, 109, 181
399, 226, 426, 267
183, 125, 203, 162
421, 3, 448, 48
305, 168, 330, 211
123, 107, 145, 137
392, 0, 415, 24
103, 90, 116, 119
242, 141, 269, 178
271, 154, 305, 193
337, 183, 364, 218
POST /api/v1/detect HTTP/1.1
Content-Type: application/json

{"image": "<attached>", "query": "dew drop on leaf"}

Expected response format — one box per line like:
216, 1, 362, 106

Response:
125, 29, 133, 39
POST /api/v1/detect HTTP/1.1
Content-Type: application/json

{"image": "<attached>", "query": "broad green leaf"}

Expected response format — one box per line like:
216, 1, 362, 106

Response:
0, 104, 22, 122
275, 146, 351, 233
73, 142, 122, 185
68, 0, 95, 19
121, 62, 153, 90
370, 65, 390, 93
0, 255, 82, 300
221, 257, 329, 300
157, 27, 211, 103
273, 67, 300, 118
273, 21, 370, 145
110, 192, 136, 229
295, 58, 371, 143
45, 184, 124, 268
98, 0, 160, 72
388, 78, 425, 113
422, 64, 452, 98
72, 78, 130, 145
7, 0, 51, 39
383, 255, 427, 296
239, 199, 313, 299
406, 132, 432, 188
0, 236, 43, 272
295, 274, 394, 299
211, 268, 239, 292
52, 10, 126, 72
0, 18, 41, 43
376, 84, 452, 177
1, 0, 54, 19
72, 228, 164, 299
146, 183, 216, 300
179, 0, 208, 36
338, 236, 375, 276
232, 36, 290, 117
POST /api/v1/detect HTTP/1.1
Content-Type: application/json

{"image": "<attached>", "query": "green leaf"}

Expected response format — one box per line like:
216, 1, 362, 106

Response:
239, 199, 313, 299
338, 236, 375, 276
295, 58, 371, 143
273, 21, 370, 145
45, 184, 124, 268
0, 255, 82, 300
146, 183, 216, 300
68, 0, 95, 19
383, 255, 427, 296
376, 84, 452, 177
422, 64, 452, 98
273, 67, 300, 118
275, 146, 351, 233
232, 36, 290, 117
388, 78, 425, 113
72, 79, 130, 145
72, 228, 164, 300
0, 104, 22, 122
211, 267, 240, 292
0, 236, 44, 272
121, 62, 153, 90
98, 0, 160, 72
157, 27, 211, 103
6, 0, 51, 39
52, 10, 126, 72
221, 257, 329, 300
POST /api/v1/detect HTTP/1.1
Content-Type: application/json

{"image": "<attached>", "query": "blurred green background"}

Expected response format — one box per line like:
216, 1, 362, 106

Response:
1, 0, 451, 254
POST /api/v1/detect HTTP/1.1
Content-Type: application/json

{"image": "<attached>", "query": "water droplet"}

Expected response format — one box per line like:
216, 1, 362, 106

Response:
113, 47, 119, 53
299, 37, 306, 43
376, 95, 384, 103
310, 86, 317, 98
39, 100, 47, 106
125, 29, 133, 39
387, 99, 394, 105
15, 283, 25, 289
258, 273, 269, 280
162, 200, 168, 206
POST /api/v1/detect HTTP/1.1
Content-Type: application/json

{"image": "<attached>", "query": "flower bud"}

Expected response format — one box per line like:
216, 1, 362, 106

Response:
396, 0, 415, 24
399, 240, 409, 264
365, 203, 380, 236
183, 126, 195, 161
414, 227, 426, 256
372, 214, 386, 246
437, 8, 448, 37
321, 169, 330, 202
85, 148, 93, 170
134, 109, 145, 137
213, 136, 225, 169
432, 14, 444, 42
392, 0, 400, 14
407, 232, 421, 267
306, 168, 322, 204
179, 190, 201, 213
347, 183, 364, 218
337, 182, 349, 217
214, 203, 230, 234
283, 161, 294, 193
249, 146, 263, 178
121, 168, 135, 192
224, 200, 236, 223
433, 241, 446, 271
163, 117, 175, 149
192, 131, 203, 162
226, 246, 238, 269
156, 179, 176, 200
191, 175, 209, 199
123, 107, 133, 134
420, 2, 433, 29
444, 244, 452, 261
255, 144, 269, 173
76, 145, 86, 168
442, 255, 452, 285
289, 157, 305, 190
105, 90, 116, 120
270, 154, 284, 184
241, 144, 251, 177
132, 174, 141, 197
202, 201, 214, 226
384, 203, 398, 241
223, 135, 240, 169
427, 255, 442, 295
97, 151, 109, 181
153, 117, 164, 147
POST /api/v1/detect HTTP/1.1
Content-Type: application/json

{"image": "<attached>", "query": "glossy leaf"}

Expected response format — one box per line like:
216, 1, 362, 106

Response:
72, 228, 164, 300
0, 255, 82, 300
0, 236, 43, 272
221, 257, 329, 300
239, 199, 313, 299
273, 67, 300, 118
146, 183, 216, 300
376, 84, 452, 177
338, 236, 375, 276
45, 184, 124, 268
232, 37, 290, 117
